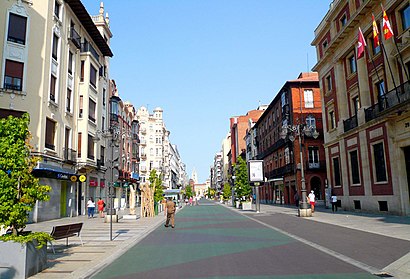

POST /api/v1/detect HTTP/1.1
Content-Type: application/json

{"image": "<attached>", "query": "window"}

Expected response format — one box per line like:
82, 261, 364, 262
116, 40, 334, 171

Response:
54, 0, 61, 19
80, 61, 84, 82
333, 157, 341, 186
50, 75, 56, 102
90, 65, 97, 88
353, 96, 360, 115
4, 60, 23, 91
326, 75, 332, 91
45, 118, 56, 150
79, 95, 83, 117
348, 55, 357, 74
102, 88, 106, 106
78, 132, 82, 157
308, 147, 319, 164
87, 134, 95, 160
373, 142, 387, 182
100, 146, 105, 162
322, 40, 328, 50
349, 150, 360, 184
102, 116, 105, 131
89, 98, 96, 122
7, 13, 27, 45
400, 4, 410, 30
304, 89, 314, 108
306, 115, 316, 128
52, 34, 59, 60
66, 88, 72, 112
329, 110, 336, 130
376, 80, 385, 98
68, 51, 73, 75
340, 14, 347, 27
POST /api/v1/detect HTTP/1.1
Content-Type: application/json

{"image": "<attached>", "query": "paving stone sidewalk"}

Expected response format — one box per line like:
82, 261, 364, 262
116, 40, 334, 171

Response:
25, 208, 168, 279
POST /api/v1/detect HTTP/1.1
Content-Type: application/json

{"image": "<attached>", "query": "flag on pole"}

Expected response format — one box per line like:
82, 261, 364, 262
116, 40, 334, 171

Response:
357, 27, 366, 59
382, 5, 394, 40
372, 14, 380, 47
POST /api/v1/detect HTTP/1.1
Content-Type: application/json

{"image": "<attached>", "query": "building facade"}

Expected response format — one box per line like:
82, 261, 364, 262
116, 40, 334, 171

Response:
255, 73, 326, 206
312, 0, 409, 215
0, 0, 113, 221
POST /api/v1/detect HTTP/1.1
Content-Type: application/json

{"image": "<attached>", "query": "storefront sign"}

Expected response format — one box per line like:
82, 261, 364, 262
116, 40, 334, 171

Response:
89, 180, 98, 187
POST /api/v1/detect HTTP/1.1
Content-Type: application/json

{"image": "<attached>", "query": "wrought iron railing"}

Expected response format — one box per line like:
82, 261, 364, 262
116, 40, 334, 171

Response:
70, 28, 81, 48
63, 148, 76, 163
365, 82, 410, 122
268, 163, 294, 179
343, 114, 358, 133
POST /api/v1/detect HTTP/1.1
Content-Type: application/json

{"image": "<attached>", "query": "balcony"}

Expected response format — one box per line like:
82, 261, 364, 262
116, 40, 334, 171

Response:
268, 163, 294, 179
63, 148, 77, 163
69, 28, 81, 49
140, 153, 147, 159
365, 82, 410, 122
140, 139, 146, 146
140, 128, 147, 134
257, 138, 286, 160
306, 160, 326, 170
81, 41, 99, 62
343, 114, 358, 133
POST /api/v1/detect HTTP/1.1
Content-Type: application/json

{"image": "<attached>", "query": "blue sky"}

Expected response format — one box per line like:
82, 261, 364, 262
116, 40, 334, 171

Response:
82, 0, 331, 183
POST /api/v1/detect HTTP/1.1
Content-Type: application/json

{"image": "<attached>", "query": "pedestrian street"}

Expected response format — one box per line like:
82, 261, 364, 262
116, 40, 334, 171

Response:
91, 199, 404, 279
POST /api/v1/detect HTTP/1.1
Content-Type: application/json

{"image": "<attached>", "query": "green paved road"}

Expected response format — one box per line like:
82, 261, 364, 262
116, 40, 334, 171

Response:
92, 200, 378, 279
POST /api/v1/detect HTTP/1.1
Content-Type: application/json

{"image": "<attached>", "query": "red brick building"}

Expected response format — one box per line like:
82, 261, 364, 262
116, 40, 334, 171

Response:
255, 73, 327, 205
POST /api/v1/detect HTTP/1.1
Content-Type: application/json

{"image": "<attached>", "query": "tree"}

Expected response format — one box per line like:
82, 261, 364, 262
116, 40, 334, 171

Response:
222, 182, 231, 201
148, 169, 163, 203
185, 185, 193, 198
0, 114, 51, 241
234, 157, 251, 201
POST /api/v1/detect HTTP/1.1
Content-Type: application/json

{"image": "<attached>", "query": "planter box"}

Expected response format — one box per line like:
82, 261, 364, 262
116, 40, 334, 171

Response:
0, 240, 47, 278
235, 201, 241, 208
241, 201, 252, 210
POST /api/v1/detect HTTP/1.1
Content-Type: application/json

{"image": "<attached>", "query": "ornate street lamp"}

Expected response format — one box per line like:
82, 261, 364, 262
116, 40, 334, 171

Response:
280, 123, 319, 217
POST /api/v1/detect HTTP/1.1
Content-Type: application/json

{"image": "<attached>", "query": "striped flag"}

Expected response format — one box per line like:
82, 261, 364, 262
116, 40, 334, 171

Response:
382, 5, 394, 40
372, 14, 380, 47
357, 27, 367, 59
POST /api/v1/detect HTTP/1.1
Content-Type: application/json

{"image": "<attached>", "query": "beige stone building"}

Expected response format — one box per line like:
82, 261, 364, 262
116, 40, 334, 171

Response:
0, 0, 113, 221
312, 0, 409, 215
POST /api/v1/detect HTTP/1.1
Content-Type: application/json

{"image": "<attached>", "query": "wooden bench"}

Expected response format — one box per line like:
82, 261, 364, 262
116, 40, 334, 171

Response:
49, 223, 83, 253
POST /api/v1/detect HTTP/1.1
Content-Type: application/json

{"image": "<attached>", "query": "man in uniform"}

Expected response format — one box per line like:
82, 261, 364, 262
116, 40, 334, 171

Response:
164, 197, 176, 228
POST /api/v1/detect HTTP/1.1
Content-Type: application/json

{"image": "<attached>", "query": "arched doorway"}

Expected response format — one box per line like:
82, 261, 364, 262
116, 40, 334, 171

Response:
310, 176, 322, 200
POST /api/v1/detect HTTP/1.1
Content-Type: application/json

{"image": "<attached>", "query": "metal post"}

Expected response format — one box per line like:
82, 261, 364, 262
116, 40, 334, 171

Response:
255, 185, 260, 213
298, 126, 311, 217
109, 137, 114, 241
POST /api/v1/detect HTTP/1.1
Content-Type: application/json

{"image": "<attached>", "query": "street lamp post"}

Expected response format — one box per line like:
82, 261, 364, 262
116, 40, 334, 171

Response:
231, 175, 236, 207
280, 124, 319, 217
94, 96, 121, 240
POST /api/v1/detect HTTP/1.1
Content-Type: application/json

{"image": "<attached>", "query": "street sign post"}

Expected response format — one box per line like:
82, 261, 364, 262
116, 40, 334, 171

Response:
248, 160, 264, 213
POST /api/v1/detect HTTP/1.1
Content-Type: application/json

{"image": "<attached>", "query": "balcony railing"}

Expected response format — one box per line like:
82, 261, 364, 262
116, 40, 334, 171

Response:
343, 114, 358, 133
81, 41, 99, 62
268, 163, 294, 179
257, 138, 286, 160
306, 160, 326, 170
365, 82, 410, 122
69, 28, 81, 49
63, 148, 77, 163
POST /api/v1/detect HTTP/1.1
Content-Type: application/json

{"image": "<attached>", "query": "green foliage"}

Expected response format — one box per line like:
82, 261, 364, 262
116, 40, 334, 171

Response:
222, 182, 231, 200
0, 114, 51, 236
149, 169, 164, 203
185, 185, 193, 198
0, 232, 53, 249
208, 188, 216, 198
234, 157, 252, 200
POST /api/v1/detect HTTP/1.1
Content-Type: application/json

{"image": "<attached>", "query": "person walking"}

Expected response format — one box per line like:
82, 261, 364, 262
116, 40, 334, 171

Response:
331, 193, 338, 212
87, 198, 96, 218
294, 191, 300, 208
189, 196, 193, 206
308, 190, 316, 213
97, 198, 105, 218
164, 197, 176, 228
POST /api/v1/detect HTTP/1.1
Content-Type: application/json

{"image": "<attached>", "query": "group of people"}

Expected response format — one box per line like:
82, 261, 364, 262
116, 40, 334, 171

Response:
185, 196, 199, 206
86, 197, 106, 218
293, 190, 338, 213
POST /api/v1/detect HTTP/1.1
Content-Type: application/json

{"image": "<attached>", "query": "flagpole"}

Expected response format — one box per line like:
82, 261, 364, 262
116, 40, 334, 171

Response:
380, 41, 399, 102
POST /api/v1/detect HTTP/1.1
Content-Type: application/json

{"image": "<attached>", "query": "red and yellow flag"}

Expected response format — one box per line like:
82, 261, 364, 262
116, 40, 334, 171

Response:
372, 14, 380, 47
382, 5, 394, 40
357, 27, 367, 59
